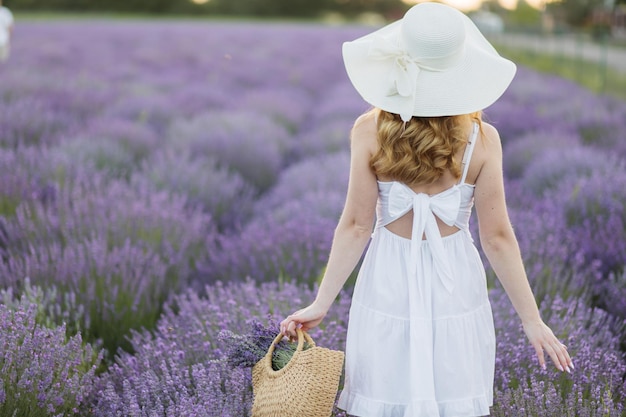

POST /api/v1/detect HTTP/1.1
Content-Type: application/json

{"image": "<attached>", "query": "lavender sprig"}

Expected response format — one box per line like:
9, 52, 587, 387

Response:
219, 320, 311, 371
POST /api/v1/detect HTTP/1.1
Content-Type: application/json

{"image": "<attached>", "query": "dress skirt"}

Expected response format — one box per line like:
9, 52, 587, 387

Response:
337, 226, 495, 417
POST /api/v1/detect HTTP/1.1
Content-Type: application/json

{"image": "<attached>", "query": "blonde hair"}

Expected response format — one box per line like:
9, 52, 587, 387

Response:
370, 109, 482, 185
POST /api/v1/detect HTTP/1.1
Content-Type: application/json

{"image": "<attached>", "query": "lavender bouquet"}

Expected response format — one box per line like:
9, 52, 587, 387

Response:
219, 320, 312, 371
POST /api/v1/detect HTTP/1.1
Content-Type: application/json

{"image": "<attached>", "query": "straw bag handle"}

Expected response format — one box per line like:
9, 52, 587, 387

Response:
267, 328, 315, 357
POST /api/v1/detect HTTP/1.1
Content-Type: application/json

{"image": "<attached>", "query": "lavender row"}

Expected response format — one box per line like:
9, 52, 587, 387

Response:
5, 278, 619, 416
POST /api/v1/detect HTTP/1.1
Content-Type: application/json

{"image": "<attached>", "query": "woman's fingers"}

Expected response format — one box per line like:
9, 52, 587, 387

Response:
281, 310, 308, 338
555, 342, 573, 372
553, 343, 569, 371
280, 304, 327, 338
543, 342, 564, 372
550, 338, 573, 372
524, 321, 574, 373
538, 338, 573, 372
280, 316, 298, 338
286, 320, 298, 339
280, 319, 294, 338
532, 341, 546, 370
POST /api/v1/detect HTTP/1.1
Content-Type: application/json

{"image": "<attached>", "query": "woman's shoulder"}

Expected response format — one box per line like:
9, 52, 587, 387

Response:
353, 109, 377, 130
479, 121, 501, 142
350, 109, 378, 152
477, 121, 503, 156
464, 121, 502, 183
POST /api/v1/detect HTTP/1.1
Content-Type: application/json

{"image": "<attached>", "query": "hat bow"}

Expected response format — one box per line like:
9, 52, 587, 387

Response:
368, 36, 445, 122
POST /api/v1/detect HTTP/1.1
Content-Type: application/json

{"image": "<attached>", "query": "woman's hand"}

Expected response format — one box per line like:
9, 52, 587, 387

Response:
280, 302, 328, 339
522, 319, 574, 373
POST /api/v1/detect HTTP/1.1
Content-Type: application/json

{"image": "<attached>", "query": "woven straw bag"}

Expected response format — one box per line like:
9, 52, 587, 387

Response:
251, 328, 345, 417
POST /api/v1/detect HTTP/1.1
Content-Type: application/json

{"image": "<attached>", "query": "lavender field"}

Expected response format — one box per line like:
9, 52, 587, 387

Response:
0, 19, 625, 416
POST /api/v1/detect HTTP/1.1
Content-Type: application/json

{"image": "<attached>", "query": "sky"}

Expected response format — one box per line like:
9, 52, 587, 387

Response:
402, 0, 547, 11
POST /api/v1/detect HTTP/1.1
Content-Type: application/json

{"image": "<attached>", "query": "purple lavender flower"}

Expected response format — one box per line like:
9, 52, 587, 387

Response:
56, 136, 136, 181
89, 279, 351, 416
218, 320, 282, 369
289, 119, 352, 161
137, 149, 256, 231
0, 146, 62, 216
490, 286, 626, 416
105, 93, 175, 135
557, 170, 626, 275
3, 172, 215, 285
202, 213, 335, 285
521, 146, 622, 196
254, 151, 349, 219
238, 87, 313, 134
0, 174, 217, 354
0, 237, 170, 355
0, 299, 102, 416
502, 129, 580, 179
0, 96, 76, 148
310, 83, 369, 126
78, 117, 161, 162
166, 110, 290, 191
219, 329, 267, 369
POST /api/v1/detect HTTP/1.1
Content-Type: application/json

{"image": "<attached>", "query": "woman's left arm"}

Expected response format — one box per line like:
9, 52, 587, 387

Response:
474, 124, 573, 373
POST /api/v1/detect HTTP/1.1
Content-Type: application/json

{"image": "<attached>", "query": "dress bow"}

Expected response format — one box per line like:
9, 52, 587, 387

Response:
388, 182, 460, 293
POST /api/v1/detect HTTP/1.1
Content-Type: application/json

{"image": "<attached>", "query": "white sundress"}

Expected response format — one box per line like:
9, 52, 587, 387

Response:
337, 123, 495, 417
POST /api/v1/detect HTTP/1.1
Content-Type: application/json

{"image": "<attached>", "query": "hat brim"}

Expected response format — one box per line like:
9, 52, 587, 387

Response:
342, 9, 516, 117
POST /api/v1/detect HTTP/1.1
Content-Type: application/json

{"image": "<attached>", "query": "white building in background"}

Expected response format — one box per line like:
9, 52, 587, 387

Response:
0, 3, 14, 62
470, 10, 505, 34
608, 5, 626, 39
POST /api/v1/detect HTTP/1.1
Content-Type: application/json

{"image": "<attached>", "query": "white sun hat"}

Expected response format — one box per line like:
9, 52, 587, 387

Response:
342, 2, 516, 122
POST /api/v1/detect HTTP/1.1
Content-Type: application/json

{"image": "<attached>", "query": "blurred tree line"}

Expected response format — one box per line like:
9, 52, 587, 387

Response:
5, 0, 408, 17
546, 0, 626, 27
481, 0, 626, 32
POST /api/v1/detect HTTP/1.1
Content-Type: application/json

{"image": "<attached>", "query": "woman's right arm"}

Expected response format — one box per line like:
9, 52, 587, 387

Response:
473, 123, 573, 372
280, 113, 379, 338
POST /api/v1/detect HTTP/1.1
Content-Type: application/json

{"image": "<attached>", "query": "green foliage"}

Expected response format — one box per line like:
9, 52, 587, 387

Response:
480, 0, 509, 14
506, 0, 542, 30
494, 43, 626, 101
546, 0, 606, 27
7, 0, 409, 17
271, 340, 312, 370
0, 196, 20, 218
8, 0, 177, 13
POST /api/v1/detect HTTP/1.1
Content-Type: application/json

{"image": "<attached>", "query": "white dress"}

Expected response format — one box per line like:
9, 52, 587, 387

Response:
337, 123, 495, 417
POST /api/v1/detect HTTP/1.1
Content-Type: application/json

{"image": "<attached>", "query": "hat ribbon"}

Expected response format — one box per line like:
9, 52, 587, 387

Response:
368, 36, 450, 122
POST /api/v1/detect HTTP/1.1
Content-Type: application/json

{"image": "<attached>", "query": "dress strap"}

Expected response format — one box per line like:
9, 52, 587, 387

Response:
459, 122, 479, 185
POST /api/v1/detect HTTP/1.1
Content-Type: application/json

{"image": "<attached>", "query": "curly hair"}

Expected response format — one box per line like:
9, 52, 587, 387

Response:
370, 109, 482, 185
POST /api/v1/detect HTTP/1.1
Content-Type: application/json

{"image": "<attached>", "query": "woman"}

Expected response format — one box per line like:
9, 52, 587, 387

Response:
280, 3, 573, 416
